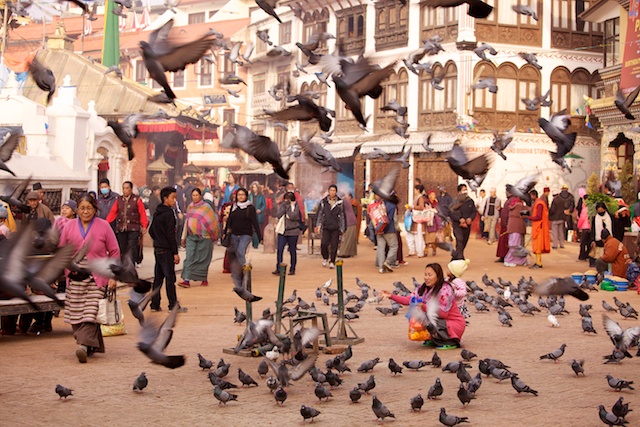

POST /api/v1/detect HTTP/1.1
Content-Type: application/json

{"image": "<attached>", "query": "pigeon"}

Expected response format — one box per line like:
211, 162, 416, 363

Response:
300, 405, 321, 422
582, 316, 597, 334
422, 134, 434, 152
238, 368, 258, 387
490, 126, 516, 160
298, 133, 342, 172
133, 372, 148, 391
547, 313, 560, 328
358, 358, 381, 373
505, 174, 539, 206
403, 360, 429, 370
428, 378, 444, 399
439, 407, 470, 426
88, 254, 151, 289
197, 353, 213, 370
55, 384, 73, 399
314, 382, 333, 401
460, 349, 477, 361
411, 394, 425, 411
220, 73, 247, 85
612, 396, 632, 420
137, 304, 185, 369
372, 395, 395, 421
381, 99, 408, 118
107, 114, 142, 161
222, 125, 289, 180
358, 374, 376, 394
534, 277, 589, 301
265, 95, 332, 133
265, 354, 318, 388
603, 300, 618, 312
213, 386, 238, 405
28, 56, 56, 104
256, 30, 272, 46
208, 373, 238, 390
104, 65, 123, 79
429, 351, 442, 368
371, 167, 401, 203
606, 374, 635, 391
602, 315, 640, 354
571, 359, 585, 376
266, 376, 279, 392
615, 86, 640, 120
620, 306, 638, 319
423, 0, 492, 19
127, 287, 161, 326
467, 372, 483, 394
512, 4, 538, 20
489, 366, 512, 382
519, 52, 542, 69
274, 386, 287, 405
256, 0, 281, 23
540, 344, 566, 362
457, 383, 476, 407
473, 42, 497, 62
498, 311, 513, 327
471, 77, 498, 93
233, 307, 246, 324
350, 387, 363, 403
214, 361, 231, 378
456, 364, 472, 383
388, 358, 403, 375
446, 143, 492, 182
510, 373, 538, 396
539, 109, 577, 172
598, 404, 629, 426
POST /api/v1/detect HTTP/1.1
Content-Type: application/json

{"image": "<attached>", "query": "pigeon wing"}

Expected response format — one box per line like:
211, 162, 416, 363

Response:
0, 132, 22, 162
288, 353, 318, 381
624, 85, 640, 108
157, 35, 216, 72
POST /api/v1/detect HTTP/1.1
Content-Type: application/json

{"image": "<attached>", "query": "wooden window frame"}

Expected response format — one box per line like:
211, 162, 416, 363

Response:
172, 69, 185, 89
476, 0, 541, 47
279, 21, 292, 45
551, 0, 603, 51
188, 12, 205, 25
374, 0, 408, 51
302, 9, 330, 55
336, 5, 366, 55
419, 2, 458, 43
418, 62, 457, 131
604, 17, 620, 68
198, 60, 213, 87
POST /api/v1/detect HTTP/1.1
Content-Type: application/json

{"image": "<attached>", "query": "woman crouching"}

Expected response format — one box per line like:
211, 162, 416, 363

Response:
383, 263, 466, 349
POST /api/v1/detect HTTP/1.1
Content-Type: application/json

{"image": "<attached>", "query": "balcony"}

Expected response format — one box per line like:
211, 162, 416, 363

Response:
251, 92, 284, 118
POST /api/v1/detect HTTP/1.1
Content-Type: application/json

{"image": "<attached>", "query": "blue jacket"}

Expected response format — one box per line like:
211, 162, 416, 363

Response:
382, 200, 396, 234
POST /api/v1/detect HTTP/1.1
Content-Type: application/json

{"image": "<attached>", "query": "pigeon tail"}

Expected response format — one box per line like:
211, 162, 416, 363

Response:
164, 355, 186, 369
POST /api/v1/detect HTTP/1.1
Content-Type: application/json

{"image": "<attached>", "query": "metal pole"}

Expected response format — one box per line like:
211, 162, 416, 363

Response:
244, 264, 253, 325
335, 259, 345, 339
274, 262, 287, 335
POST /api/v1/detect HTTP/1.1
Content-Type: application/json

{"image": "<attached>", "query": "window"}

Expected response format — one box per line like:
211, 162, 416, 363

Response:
551, 67, 599, 114
253, 74, 265, 95
135, 59, 146, 84
199, 60, 212, 86
476, 0, 541, 46
277, 65, 290, 86
336, 6, 366, 54
551, 0, 603, 50
223, 109, 235, 134
300, 81, 328, 135
418, 62, 457, 130
188, 12, 205, 25
173, 70, 185, 88
256, 37, 268, 54
279, 21, 292, 45
335, 90, 361, 134
617, 141, 634, 169
375, 69, 408, 132
375, 0, 408, 50
302, 9, 330, 54
604, 17, 620, 68
420, 2, 458, 42
274, 127, 288, 151
223, 57, 236, 76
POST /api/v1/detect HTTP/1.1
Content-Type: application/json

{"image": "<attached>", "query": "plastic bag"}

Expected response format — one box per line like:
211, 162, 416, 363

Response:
406, 295, 431, 342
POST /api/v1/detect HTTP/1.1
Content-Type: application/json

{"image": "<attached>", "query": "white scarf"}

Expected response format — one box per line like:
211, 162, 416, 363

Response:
594, 212, 612, 242
232, 200, 251, 212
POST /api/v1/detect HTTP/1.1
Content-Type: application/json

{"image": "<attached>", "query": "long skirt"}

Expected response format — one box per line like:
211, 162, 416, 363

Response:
338, 225, 357, 257
72, 322, 105, 353
504, 233, 528, 265
496, 226, 509, 259
65, 279, 106, 353
181, 235, 214, 281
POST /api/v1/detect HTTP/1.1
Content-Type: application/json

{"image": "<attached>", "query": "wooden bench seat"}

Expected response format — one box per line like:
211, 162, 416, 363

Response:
0, 294, 66, 316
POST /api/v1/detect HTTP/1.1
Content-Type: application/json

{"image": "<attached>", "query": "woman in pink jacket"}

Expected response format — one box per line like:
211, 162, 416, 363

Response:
383, 263, 466, 349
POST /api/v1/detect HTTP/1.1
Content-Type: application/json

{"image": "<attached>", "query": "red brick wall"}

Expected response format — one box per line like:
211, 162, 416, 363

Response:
131, 136, 148, 188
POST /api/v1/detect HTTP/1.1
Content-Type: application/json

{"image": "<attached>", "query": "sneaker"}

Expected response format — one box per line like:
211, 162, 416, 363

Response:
529, 264, 543, 269
272, 270, 280, 275
288, 269, 295, 275
495, 258, 504, 263
322, 259, 328, 267
201, 281, 208, 286
329, 262, 335, 269
28, 323, 44, 334
398, 260, 408, 266
383, 262, 394, 273
76, 346, 87, 363
379, 268, 385, 274
178, 281, 190, 288
504, 262, 517, 267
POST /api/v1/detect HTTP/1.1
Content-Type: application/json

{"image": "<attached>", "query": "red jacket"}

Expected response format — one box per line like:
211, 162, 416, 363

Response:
106, 194, 148, 232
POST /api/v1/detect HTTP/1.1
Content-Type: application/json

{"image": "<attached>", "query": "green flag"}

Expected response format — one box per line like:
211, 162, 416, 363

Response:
102, 0, 120, 67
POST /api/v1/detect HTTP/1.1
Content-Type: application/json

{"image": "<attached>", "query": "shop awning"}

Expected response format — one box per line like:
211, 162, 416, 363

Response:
234, 166, 275, 175
137, 119, 219, 141
147, 157, 174, 171
359, 132, 456, 155
323, 142, 361, 159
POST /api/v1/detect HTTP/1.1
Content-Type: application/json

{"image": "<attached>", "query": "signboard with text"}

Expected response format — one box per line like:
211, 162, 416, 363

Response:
621, 0, 640, 92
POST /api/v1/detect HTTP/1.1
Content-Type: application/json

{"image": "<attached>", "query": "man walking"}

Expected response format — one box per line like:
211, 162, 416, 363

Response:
106, 181, 148, 264
482, 188, 501, 244
97, 178, 119, 220
372, 193, 398, 273
315, 185, 346, 269
149, 186, 181, 312
527, 189, 550, 269
548, 184, 574, 249
449, 184, 477, 260
477, 189, 488, 239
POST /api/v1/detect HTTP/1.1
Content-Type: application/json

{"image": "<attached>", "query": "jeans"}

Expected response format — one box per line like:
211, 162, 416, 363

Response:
579, 229, 591, 260
277, 234, 299, 271
321, 229, 341, 263
551, 220, 565, 248
151, 249, 177, 310
376, 232, 398, 267
116, 230, 141, 263
484, 216, 498, 242
231, 234, 252, 266
453, 225, 470, 260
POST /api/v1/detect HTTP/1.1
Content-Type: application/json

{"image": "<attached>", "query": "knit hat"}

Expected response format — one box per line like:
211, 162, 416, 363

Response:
448, 259, 470, 278
63, 199, 77, 213
578, 187, 586, 198
0, 205, 7, 218
26, 191, 39, 200
561, 184, 569, 190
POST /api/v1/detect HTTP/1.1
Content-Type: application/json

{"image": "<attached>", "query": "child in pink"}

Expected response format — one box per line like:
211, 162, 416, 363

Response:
447, 259, 470, 318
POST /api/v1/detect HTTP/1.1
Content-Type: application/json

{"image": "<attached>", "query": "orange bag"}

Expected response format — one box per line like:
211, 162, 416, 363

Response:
408, 318, 431, 341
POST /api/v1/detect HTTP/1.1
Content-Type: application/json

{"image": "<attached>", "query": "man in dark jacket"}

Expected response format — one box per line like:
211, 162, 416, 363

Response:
315, 185, 346, 268
373, 194, 398, 273
548, 184, 574, 249
149, 186, 181, 312
97, 178, 119, 221
450, 183, 477, 260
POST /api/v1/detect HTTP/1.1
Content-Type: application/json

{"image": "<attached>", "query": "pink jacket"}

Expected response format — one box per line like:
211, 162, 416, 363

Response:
448, 278, 467, 306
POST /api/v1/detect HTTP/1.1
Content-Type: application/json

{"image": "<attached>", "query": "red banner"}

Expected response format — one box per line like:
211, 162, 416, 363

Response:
621, 0, 640, 92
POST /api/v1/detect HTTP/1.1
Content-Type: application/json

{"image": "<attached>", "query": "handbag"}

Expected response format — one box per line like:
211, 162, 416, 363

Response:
368, 201, 389, 234
97, 289, 124, 326
275, 216, 286, 235
220, 232, 232, 247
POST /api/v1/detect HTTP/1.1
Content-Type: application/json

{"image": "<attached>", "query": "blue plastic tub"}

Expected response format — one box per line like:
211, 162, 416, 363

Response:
572, 274, 584, 285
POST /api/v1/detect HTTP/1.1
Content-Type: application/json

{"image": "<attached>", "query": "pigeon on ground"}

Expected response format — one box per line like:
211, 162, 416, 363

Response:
598, 404, 629, 426
547, 313, 560, 327
540, 344, 567, 362
358, 374, 376, 394
428, 378, 444, 399
213, 386, 238, 404
315, 383, 333, 401
606, 374, 634, 391
258, 359, 269, 377
603, 300, 618, 312
266, 376, 279, 392
300, 405, 321, 422
197, 353, 213, 370
428, 351, 442, 368
571, 359, 585, 376
489, 367, 512, 382
137, 304, 185, 369
238, 368, 258, 387
456, 364, 472, 383
274, 386, 287, 405
457, 383, 476, 407
372, 395, 395, 421
403, 360, 429, 370
439, 407, 470, 425
467, 372, 483, 394
265, 354, 318, 388
55, 384, 73, 399
388, 358, 403, 375
582, 316, 597, 334
615, 86, 640, 120
510, 373, 538, 396
411, 394, 424, 411
612, 396, 632, 420
133, 372, 148, 391
422, 0, 492, 19
233, 307, 246, 324
460, 349, 477, 361
358, 358, 381, 373
349, 387, 363, 403
208, 373, 238, 390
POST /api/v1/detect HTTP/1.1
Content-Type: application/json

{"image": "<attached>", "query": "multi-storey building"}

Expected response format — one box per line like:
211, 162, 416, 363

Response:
247, 1, 605, 209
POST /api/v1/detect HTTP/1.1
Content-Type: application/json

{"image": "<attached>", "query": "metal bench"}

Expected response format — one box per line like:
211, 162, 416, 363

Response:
0, 295, 66, 316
